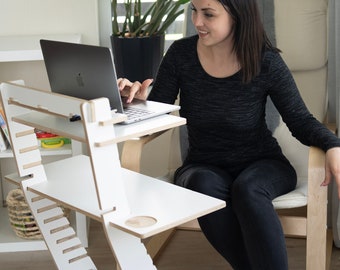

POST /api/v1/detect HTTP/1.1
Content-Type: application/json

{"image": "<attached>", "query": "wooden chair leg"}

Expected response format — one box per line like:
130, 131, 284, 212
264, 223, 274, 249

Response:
326, 229, 333, 270
121, 132, 167, 173
144, 229, 176, 260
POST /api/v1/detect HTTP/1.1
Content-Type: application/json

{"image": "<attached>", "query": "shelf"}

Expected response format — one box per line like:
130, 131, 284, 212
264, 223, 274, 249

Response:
0, 206, 46, 252
13, 112, 86, 142
0, 34, 81, 62
13, 111, 186, 144
0, 144, 72, 158
0, 141, 73, 252
6, 155, 225, 239
114, 114, 187, 142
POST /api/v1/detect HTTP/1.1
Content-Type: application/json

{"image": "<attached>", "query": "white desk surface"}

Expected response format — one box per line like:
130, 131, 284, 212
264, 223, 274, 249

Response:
13, 112, 186, 144
6, 155, 225, 239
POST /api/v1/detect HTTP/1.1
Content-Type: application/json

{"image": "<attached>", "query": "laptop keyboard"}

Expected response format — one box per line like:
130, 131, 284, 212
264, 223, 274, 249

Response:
124, 107, 153, 119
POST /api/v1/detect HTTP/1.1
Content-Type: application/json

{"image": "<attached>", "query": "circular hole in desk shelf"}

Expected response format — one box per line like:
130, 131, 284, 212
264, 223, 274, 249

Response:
125, 216, 157, 228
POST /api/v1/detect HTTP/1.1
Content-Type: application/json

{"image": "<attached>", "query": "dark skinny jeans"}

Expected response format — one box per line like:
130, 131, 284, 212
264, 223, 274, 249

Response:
174, 159, 297, 270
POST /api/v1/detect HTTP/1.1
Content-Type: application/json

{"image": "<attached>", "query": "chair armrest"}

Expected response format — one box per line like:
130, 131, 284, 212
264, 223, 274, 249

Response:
307, 123, 334, 212
306, 146, 329, 266
308, 123, 334, 204
308, 146, 327, 213
121, 130, 167, 172
308, 146, 326, 182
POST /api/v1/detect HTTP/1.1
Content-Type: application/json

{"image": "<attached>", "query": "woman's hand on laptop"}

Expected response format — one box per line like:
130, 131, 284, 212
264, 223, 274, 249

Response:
117, 78, 153, 103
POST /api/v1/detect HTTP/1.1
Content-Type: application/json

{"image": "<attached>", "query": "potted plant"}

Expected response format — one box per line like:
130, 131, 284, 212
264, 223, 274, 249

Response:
111, 0, 190, 82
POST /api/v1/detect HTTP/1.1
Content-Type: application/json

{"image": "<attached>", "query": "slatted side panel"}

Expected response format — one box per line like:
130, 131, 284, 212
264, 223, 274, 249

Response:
22, 185, 97, 270
81, 98, 158, 268
81, 98, 129, 212
0, 84, 43, 177
0, 83, 97, 270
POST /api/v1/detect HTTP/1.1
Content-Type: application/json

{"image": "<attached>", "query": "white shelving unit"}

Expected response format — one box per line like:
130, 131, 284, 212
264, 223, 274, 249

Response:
0, 144, 72, 158
0, 204, 47, 252
0, 145, 73, 252
0, 34, 80, 252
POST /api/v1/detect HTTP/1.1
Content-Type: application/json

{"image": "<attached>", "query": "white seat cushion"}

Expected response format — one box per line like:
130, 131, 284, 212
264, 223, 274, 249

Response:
272, 177, 308, 209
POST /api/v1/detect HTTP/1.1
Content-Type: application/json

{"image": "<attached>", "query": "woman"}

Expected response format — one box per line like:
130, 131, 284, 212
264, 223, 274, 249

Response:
118, 0, 340, 269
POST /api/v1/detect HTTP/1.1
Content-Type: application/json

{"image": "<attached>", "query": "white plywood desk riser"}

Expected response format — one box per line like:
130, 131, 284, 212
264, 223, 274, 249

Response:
0, 82, 225, 270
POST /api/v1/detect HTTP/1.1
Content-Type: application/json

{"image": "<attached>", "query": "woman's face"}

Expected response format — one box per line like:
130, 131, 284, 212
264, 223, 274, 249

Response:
191, 0, 235, 48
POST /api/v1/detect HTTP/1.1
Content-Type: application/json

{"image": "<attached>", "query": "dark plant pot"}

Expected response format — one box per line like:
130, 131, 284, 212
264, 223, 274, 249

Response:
111, 34, 165, 82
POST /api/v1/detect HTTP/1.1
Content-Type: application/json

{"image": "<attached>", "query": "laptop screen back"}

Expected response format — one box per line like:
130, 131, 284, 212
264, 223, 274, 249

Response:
40, 39, 124, 113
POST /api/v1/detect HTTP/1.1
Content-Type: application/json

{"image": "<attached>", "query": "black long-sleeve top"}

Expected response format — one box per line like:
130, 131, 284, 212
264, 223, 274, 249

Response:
148, 35, 340, 171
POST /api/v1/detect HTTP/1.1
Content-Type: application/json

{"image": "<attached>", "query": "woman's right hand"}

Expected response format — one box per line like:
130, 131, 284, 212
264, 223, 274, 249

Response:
117, 78, 153, 103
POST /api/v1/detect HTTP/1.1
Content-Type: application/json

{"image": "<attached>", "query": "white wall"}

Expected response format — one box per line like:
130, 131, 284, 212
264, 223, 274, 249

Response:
0, 0, 104, 90
0, 0, 100, 45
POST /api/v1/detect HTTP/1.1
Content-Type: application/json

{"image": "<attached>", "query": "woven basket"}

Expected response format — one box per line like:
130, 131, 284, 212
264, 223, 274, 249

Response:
6, 189, 42, 240
6, 189, 70, 240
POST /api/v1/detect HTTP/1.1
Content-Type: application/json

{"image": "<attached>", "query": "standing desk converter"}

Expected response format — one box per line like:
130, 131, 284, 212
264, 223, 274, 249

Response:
0, 82, 226, 270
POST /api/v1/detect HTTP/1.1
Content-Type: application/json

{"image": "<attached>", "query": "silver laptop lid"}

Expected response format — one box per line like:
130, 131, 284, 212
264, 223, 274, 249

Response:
40, 39, 124, 114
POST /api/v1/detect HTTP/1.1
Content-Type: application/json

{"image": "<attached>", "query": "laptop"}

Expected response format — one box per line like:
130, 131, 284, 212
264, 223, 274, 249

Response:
39, 39, 180, 124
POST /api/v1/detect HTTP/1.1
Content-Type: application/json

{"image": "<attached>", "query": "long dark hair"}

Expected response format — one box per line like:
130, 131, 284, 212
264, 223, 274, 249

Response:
219, 0, 279, 83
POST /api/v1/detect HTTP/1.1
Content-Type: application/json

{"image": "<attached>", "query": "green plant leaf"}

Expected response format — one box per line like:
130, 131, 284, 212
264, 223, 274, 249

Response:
111, 0, 190, 37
